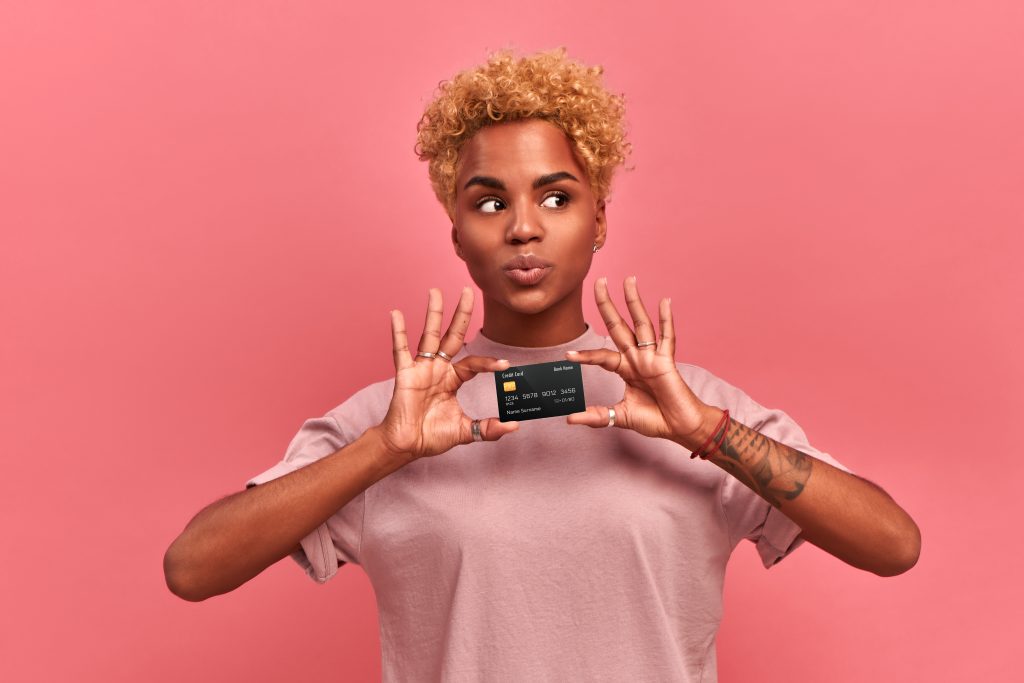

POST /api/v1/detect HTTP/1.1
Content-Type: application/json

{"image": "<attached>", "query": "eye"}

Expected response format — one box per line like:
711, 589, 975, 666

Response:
540, 192, 569, 208
477, 197, 506, 213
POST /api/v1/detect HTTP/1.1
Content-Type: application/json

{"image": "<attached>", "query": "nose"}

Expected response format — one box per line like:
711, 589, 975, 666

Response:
505, 202, 545, 244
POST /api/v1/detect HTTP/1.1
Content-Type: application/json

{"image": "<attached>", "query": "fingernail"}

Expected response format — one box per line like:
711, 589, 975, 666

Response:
666, 298, 671, 305
566, 350, 578, 356
497, 359, 509, 365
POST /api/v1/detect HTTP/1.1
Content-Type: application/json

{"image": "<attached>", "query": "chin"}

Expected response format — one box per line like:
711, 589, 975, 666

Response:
474, 266, 579, 315
500, 283, 571, 316
504, 297, 552, 316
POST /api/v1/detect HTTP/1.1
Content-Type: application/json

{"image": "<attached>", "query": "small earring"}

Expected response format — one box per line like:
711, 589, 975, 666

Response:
592, 243, 600, 253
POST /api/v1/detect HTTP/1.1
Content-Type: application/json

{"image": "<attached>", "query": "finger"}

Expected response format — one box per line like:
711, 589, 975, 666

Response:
416, 288, 444, 358
465, 417, 520, 444
566, 404, 621, 429
438, 286, 473, 359
623, 275, 656, 347
594, 277, 635, 352
565, 348, 621, 373
657, 297, 676, 358
451, 355, 511, 385
390, 309, 413, 371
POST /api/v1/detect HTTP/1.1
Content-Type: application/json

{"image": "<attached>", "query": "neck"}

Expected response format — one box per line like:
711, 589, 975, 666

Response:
480, 284, 587, 347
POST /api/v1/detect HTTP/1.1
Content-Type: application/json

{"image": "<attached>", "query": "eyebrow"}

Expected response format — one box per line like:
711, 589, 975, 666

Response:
533, 171, 579, 189
462, 171, 580, 191
463, 175, 506, 191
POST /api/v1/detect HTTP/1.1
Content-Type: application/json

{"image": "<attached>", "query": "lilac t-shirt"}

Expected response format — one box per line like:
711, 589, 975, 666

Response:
247, 323, 851, 682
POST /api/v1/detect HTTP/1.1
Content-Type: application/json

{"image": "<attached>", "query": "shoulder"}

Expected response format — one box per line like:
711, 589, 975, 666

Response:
678, 361, 850, 472
323, 376, 395, 441
676, 362, 751, 411
676, 362, 785, 433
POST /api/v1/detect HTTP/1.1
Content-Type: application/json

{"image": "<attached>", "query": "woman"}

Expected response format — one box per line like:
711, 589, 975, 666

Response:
165, 49, 921, 681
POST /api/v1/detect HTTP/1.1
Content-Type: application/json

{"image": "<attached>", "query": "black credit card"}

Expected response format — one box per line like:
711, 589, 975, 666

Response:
494, 360, 586, 422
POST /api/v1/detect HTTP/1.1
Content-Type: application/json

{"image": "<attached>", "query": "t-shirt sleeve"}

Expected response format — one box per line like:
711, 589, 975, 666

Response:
245, 413, 366, 584
682, 364, 854, 569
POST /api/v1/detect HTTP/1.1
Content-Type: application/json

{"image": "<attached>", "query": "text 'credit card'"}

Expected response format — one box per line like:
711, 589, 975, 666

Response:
494, 360, 586, 422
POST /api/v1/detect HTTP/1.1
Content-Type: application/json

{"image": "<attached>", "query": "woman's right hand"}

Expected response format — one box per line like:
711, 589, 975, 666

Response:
376, 287, 519, 462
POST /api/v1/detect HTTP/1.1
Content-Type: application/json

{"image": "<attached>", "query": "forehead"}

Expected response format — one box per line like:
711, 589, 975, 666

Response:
456, 119, 586, 186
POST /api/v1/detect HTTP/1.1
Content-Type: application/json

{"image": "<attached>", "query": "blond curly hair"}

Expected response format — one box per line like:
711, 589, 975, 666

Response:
415, 48, 630, 216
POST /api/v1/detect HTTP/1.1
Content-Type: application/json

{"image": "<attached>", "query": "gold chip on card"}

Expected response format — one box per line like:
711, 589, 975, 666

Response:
503, 380, 517, 392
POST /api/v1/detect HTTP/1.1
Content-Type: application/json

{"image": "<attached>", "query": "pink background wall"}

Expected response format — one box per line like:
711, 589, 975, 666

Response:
2, 1, 1021, 681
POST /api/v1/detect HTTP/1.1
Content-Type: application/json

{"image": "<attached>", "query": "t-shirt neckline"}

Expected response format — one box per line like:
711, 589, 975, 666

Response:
463, 322, 606, 364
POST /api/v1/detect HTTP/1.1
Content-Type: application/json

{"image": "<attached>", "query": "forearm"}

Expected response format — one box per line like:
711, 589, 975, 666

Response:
679, 407, 921, 576
164, 426, 407, 601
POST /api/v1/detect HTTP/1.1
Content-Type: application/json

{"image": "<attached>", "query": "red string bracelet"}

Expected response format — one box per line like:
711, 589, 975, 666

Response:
690, 409, 730, 460
700, 409, 730, 460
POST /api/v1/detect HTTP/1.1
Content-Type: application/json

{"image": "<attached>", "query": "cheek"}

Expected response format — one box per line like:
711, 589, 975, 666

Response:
453, 216, 492, 252
457, 234, 501, 281
460, 233, 500, 265
554, 212, 599, 250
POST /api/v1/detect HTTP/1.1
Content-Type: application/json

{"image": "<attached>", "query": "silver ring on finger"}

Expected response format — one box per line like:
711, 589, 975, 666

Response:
416, 351, 437, 359
471, 419, 483, 442
436, 350, 452, 362
607, 407, 616, 427
636, 340, 656, 348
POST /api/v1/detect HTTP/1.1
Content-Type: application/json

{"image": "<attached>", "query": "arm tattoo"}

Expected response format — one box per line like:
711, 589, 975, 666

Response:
710, 419, 813, 508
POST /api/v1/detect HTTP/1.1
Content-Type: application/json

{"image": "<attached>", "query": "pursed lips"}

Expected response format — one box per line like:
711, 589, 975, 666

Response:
502, 254, 553, 285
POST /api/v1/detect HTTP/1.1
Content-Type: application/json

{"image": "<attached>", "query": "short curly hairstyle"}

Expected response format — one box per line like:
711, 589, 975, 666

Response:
415, 48, 630, 216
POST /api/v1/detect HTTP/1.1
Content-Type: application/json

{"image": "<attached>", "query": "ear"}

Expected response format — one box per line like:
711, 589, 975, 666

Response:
451, 223, 465, 261
594, 199, 608, 250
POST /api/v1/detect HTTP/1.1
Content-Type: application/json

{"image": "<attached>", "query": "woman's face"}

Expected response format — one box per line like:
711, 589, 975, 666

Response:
451, 118, 606, 317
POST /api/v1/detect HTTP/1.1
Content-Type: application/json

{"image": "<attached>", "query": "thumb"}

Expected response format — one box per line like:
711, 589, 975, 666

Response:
462, 416, 520, 444
452, 355, 511, 384
566, 348, 621, 372
566, 404, 621, 429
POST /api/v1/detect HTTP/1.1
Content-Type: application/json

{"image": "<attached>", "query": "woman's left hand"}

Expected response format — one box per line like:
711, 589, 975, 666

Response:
565, 276, 714, 446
